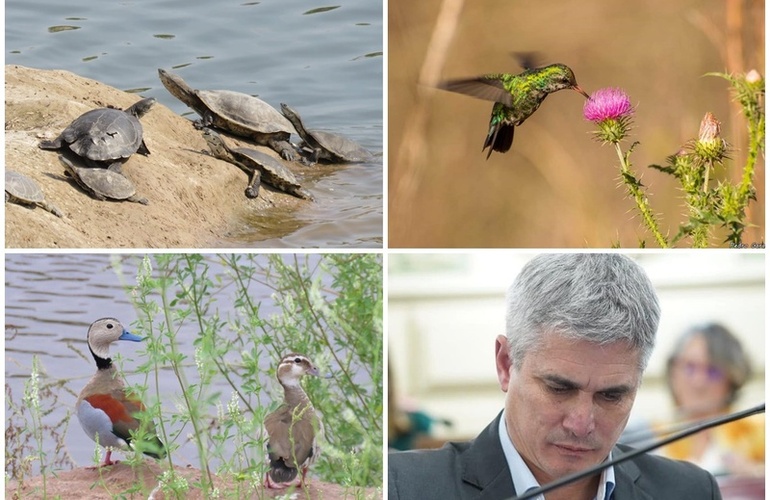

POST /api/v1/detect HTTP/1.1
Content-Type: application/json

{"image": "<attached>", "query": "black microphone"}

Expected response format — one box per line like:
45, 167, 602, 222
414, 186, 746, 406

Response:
509, 403, 765, 500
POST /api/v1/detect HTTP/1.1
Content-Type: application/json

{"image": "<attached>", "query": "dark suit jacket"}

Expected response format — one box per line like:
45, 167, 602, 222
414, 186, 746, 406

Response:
389, 412, 722, 500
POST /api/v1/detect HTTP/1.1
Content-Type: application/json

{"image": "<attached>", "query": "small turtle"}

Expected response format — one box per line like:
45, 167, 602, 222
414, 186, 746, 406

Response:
202, 129, 313, 201
5, 171, 64, 217
280, 103, 373, 165
39, 97, 156, 173
59, 155, 149, 205
159, 69, 297, 161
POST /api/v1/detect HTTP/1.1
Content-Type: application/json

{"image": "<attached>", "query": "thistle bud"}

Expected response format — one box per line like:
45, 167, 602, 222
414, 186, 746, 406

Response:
745, 69, 762, 84
694, 112, 726, 162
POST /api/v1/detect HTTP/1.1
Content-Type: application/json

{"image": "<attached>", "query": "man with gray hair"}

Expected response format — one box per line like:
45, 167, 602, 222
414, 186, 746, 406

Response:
389, 254, 722, 500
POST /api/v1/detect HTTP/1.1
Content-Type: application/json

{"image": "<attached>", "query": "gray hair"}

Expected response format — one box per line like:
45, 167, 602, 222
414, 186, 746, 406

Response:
505, 254, 659, 372
665, 323, 752, 406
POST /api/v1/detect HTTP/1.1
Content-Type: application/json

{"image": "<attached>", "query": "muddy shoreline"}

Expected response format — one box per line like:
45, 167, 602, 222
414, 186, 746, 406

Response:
5, 64, 315, 248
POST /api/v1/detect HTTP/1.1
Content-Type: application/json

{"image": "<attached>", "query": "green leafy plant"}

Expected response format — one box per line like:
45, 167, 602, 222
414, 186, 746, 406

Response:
5, 253, 383, 499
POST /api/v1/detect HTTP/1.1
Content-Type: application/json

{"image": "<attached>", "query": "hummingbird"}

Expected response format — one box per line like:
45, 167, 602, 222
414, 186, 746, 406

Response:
438, 61, 590, 159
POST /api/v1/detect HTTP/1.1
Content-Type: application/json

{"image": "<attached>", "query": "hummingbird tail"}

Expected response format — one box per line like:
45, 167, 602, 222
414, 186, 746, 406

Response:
483, 122, 514, 159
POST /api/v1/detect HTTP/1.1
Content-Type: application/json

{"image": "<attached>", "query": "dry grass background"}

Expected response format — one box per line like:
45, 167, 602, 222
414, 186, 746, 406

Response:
389, 0, 764, 248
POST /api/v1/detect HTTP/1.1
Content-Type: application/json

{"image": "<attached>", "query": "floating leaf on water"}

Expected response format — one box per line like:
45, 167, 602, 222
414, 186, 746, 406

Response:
171, 63, 192, 70
303, 6, 340, 15
65, 17, 87, 21
355, 23, 371, 26
48, 25, 80, 33
10, 50, 21, 54
196, 56, 214, 60
241, 1, 260, 5
352, 52, 382, 61
82, 55, 98, 62
125, 88, 151, 94
153, 34, 176, 40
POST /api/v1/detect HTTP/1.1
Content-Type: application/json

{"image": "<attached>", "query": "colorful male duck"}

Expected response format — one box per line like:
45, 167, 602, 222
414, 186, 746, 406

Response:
264, 353, 327, 488
76, 318, 165, 467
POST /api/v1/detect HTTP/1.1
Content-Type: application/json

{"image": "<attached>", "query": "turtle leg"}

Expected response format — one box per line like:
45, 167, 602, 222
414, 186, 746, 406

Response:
268, 138, 296, 162
291, 187, 314, 201
196, 111, 216, 130
137, 139, 151, 156
38, 138, 63, 150
128, 195, 150, 205
245, 169, 262, 199
42, 202, 64, 218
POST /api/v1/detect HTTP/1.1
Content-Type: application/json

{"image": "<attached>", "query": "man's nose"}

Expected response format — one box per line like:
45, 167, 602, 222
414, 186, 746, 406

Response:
563, 394, 596, 438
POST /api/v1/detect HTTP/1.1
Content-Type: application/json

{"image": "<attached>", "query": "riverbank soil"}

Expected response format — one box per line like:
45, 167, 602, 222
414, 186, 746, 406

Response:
5, 64, 313, 248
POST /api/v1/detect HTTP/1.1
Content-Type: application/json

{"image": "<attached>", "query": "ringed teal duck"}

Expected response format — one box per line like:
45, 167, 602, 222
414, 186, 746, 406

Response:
76, 318, 165, 467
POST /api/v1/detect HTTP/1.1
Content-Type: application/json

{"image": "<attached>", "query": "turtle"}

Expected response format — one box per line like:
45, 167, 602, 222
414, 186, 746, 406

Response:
39, 97, 156, 173
58, 155, 149, 205
280, 103, 373, 165
201, 128, 313, 201
5, 171, 64, 217
158, 68, 297, 161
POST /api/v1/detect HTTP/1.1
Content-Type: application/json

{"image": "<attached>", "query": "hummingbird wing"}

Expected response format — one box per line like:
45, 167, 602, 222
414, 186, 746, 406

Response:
438, 78, 513, 107
509, 51, 544, 70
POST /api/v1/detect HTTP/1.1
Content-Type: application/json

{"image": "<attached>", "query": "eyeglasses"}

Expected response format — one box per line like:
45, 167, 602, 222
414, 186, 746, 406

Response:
673, 359, 725, 382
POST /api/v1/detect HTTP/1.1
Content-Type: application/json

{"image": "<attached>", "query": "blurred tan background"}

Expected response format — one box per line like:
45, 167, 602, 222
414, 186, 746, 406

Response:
388, 252, 765, 442
389, 0, 765, 248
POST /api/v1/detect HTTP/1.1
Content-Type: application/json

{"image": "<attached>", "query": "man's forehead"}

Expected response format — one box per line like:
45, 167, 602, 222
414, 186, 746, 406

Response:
524, 335, 643, 384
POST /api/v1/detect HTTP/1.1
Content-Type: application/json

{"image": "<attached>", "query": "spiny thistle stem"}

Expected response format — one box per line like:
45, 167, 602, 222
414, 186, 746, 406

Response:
703, 160, 712, 193
585, 87, 668, 248
614, 143, 668, 248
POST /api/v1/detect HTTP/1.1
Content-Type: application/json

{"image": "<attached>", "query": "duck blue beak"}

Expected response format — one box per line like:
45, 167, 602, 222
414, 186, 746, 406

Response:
119, 330, 144, 342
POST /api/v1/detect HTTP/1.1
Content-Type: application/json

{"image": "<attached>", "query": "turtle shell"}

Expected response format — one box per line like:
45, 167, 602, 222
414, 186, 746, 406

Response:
61, 158, 139, 201
74, 168, 138, 200
197, 90, 295, 136
280, 103, 371, 162
305, 129, 373, 162
6, 171, 64, 217
55, 107, 145, 162
231, 148, 301, 189
6, 171, 45, 204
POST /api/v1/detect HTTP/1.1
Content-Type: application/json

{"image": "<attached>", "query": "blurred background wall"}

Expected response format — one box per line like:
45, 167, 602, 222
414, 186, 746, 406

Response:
388, 252, 765, 442
389, 0, 765, 247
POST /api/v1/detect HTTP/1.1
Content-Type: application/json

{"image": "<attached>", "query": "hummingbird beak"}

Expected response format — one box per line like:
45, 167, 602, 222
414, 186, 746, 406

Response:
573, 85, 590, 99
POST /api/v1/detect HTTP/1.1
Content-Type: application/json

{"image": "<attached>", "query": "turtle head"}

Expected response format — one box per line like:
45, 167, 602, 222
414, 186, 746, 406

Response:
280, 103, 299, 121
279, 103, 304, 132
57, 155, 77, 176
201, 128, 229, 158
158, 68, 195, 101
127, 97, 157, 118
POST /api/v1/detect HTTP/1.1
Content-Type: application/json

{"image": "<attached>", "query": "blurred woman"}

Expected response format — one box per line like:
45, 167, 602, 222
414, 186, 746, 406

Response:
662, 323, 764, 476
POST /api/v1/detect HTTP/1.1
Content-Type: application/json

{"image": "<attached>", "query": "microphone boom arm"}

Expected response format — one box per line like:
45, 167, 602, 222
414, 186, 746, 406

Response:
510, 403, 766, 500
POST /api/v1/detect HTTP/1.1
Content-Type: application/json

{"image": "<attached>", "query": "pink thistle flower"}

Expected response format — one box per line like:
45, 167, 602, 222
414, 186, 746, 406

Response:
583, 87, 634, 123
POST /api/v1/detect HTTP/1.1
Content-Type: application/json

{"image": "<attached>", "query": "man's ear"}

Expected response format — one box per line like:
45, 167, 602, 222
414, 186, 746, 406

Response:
495, 335, 513, 392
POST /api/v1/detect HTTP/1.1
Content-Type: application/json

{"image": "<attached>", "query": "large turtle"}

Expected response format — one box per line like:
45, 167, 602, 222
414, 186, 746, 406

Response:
58, 155, 149, 205
5, 171, 64, 217
280, 103, 373, 165
158, 69, 297, 161
201, 129, 313, 201
39, 97, 156, 173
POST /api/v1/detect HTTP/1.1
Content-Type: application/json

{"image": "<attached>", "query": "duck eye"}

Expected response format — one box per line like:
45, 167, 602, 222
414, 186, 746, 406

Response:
294, 357, 302, 363
106, 323, 114, 329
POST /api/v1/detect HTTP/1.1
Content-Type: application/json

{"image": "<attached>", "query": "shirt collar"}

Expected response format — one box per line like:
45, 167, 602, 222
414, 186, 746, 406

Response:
497, 410, 616, 500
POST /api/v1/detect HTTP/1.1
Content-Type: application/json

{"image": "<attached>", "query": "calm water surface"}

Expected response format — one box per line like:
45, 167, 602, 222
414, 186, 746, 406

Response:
4, 253, 362, 472
6, 0, 383, 248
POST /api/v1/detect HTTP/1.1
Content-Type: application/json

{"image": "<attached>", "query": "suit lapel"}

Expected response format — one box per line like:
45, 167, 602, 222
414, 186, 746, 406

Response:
612, 447, 653, 500
459, 417, 658, 500
460, 412, 517, 499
